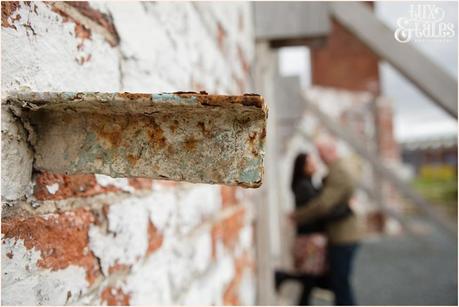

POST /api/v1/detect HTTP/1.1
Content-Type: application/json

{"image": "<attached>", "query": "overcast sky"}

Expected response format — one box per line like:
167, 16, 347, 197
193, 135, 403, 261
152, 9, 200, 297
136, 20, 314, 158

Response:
278, 1, 458, 142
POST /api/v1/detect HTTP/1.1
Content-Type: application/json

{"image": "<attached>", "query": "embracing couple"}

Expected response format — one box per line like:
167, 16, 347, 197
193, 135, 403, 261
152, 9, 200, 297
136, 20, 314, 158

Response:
276, 138, 364, 306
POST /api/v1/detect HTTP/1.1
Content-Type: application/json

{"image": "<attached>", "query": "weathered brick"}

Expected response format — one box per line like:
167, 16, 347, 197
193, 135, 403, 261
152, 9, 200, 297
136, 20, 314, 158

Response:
108, 262, 131, 275
128, 178, 153, 191
146, 221, 163, 256
33, 171, 120, 201
311, 19, 380, 95
153, 179, 177, 188
1, 208, 101, 284
51, 1, 119, 47
223, 252, 254, 305
100, 287, 130, 306
211, 207, 246, 258
220, 186, 239, 208
1, 1, 20, 29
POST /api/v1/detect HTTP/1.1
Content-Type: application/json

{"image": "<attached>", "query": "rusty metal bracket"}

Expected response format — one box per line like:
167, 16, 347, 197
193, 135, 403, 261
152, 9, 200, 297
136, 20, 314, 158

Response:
4, 91, 267, 188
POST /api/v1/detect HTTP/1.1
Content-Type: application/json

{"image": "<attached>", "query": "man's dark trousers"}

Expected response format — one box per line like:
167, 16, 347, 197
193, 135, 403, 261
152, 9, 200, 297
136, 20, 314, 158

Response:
328, 243, 359, 305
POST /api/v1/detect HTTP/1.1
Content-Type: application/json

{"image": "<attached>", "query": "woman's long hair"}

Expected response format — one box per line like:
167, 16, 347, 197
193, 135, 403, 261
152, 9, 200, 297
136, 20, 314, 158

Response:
291, 153, 309, 190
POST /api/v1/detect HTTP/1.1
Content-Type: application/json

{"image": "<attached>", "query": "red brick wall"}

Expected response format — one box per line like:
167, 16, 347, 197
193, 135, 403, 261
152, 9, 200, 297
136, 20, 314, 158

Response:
311, 19, 380, 96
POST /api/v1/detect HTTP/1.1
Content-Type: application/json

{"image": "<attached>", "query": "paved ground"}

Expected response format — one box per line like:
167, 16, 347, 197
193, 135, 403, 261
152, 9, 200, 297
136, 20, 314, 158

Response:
278, 217, 457, 305
353, 220, 457, 306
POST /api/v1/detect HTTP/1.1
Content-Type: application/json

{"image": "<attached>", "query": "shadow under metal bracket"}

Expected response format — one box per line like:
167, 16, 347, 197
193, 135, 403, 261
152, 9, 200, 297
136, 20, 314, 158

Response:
4, 91, 267, 188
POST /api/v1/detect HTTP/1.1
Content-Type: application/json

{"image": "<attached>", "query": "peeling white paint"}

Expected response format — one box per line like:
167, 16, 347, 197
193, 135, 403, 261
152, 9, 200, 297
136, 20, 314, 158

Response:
88, 197, 149, 275
94, 174, 134, 193
88, 183, 220, 276
192, 232, 212, 274
46, 183, 59, 195
238, 269, 256, 305
122, 243, 174, 305
147, 188, 178, 239
1, 2, 120, 93
120, 233, 234, 305
105, 1, 254, 94
176, 184, 222, 235
1, 238, 88, 305
239, 224, 253, 251
181, 253, 235, 305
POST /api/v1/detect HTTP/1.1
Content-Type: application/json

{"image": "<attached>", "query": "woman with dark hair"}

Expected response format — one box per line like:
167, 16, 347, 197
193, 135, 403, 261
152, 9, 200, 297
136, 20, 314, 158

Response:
290, 153, 323, 234
275, 152, 352, 305
275, 152, 324, 305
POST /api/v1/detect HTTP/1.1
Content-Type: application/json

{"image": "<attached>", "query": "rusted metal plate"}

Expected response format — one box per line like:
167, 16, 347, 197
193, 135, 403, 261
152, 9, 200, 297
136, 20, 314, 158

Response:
5, 91, 267, 188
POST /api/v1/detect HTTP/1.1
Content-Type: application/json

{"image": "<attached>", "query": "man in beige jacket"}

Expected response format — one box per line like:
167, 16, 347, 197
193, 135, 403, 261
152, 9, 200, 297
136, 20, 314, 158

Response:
292, 139, 363, 305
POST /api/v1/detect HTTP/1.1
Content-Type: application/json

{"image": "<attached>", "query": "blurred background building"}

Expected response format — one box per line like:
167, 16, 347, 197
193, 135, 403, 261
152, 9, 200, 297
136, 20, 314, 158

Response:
1, 1, 457, 305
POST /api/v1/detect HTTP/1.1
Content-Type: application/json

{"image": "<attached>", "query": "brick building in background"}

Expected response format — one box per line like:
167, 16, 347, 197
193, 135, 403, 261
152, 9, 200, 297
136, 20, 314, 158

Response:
309, 16, 402, 233
1, 2, 257, 305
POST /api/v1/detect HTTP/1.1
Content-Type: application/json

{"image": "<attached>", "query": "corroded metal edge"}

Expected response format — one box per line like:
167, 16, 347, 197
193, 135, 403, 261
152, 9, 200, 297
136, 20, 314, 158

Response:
4, 91, 268, 116
4, 91, 267, 188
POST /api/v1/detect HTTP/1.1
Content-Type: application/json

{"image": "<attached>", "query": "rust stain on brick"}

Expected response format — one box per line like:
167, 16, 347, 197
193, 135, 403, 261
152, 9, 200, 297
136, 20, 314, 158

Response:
100, 287, 130, 306
1, 208, 101, 284
34, 171, 120, 201
146, 222, 163, 256
1, 1, 20, 29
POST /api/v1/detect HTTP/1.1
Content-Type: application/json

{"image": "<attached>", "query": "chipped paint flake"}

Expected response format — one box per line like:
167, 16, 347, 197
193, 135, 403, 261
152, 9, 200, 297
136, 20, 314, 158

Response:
46, 183, 59, 194
1, 238, 88, 305
95, 174, 134, 193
